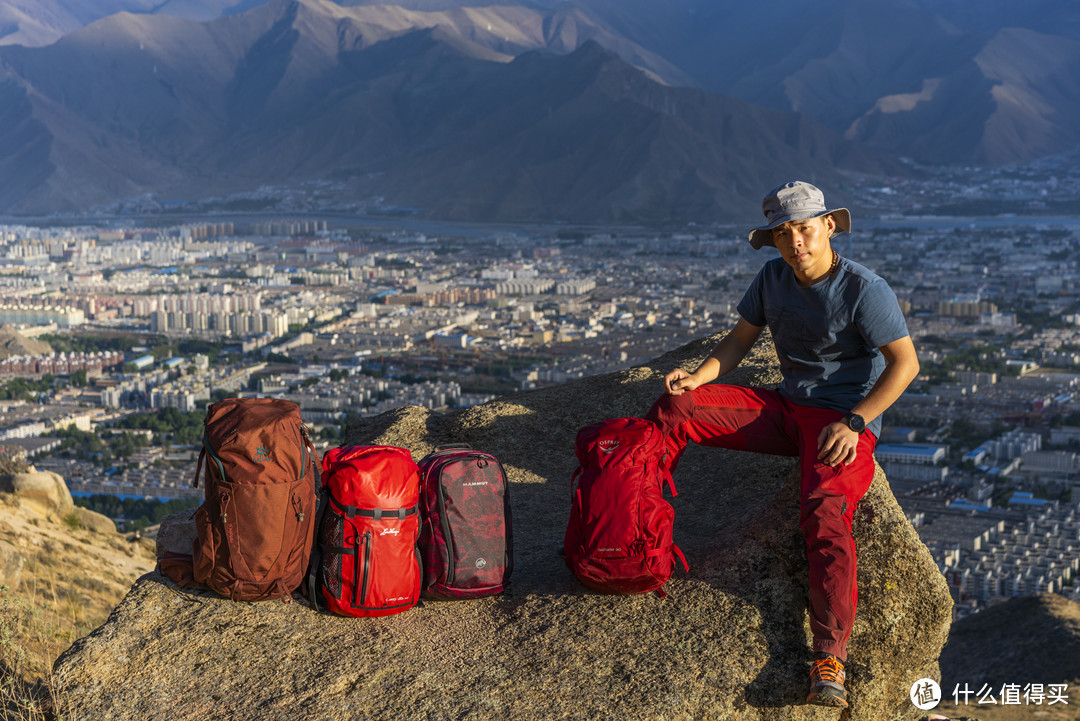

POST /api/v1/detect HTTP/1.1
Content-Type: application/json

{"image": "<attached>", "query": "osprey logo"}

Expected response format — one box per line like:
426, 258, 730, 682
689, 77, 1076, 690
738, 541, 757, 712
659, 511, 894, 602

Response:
598, 439, 620, 454
253, 445, 272, 462
380, 527, 400, 536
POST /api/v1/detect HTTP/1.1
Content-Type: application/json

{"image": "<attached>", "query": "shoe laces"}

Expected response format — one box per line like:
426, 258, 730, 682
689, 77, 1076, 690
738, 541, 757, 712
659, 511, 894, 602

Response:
810, 656, 845, 685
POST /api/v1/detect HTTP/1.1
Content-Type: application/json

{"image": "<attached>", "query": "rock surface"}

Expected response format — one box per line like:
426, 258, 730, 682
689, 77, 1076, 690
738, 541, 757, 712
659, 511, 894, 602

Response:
0, 537, 24, 589
71, 506, 117, 535
0, 470, 74, 520
53, 336, 953, 720
153, 509, 198, 559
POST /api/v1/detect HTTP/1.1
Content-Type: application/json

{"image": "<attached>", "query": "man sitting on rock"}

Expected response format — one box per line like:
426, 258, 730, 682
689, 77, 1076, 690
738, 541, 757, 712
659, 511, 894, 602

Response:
648, 181, 919, 708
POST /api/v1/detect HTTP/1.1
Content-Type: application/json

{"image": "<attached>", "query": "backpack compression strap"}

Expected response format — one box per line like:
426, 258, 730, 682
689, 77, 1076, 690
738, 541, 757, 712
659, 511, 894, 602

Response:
644, 544, 689, 572
328, 494, 418, 520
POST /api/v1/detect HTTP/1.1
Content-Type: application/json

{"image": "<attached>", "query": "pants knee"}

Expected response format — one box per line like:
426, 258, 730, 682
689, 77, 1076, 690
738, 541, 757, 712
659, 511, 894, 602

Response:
647, 390, 694, 428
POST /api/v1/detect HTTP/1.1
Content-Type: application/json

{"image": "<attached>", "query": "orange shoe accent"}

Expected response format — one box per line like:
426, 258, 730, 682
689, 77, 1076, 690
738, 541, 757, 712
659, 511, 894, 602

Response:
807, 655, 848, 708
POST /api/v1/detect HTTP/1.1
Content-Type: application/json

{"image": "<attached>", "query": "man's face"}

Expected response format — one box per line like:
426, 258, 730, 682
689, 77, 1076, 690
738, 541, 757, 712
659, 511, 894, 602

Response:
771, 214, 836, 279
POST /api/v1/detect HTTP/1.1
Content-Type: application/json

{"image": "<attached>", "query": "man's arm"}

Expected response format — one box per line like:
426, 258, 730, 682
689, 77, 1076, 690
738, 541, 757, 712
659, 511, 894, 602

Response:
817, 334, 920, 466
664, 318, 764, 396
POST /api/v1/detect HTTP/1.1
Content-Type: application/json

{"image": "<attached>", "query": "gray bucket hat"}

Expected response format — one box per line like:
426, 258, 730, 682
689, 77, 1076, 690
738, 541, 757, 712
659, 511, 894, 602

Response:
748, 181, 851, 249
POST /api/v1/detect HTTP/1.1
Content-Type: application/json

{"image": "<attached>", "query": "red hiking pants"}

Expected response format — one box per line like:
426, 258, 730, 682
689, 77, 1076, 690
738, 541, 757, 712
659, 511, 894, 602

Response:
646, 384, 877, 662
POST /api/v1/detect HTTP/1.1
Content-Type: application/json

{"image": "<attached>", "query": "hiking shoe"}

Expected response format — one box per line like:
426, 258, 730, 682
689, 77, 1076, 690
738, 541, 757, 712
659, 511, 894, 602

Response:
806, 653, 848, 708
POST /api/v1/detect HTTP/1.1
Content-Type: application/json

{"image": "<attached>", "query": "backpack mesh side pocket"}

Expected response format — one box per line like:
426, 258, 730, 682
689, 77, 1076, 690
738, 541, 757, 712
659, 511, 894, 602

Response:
320, 511, 344, 600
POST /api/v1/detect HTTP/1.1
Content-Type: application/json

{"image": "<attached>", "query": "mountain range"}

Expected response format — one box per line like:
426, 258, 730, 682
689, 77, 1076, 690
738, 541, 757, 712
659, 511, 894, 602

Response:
0, 0, 895, 220
0, 0, 1077, 220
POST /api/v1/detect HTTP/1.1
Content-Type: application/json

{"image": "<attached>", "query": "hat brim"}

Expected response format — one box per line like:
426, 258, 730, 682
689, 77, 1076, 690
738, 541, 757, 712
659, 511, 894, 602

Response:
748, 208, 851, 249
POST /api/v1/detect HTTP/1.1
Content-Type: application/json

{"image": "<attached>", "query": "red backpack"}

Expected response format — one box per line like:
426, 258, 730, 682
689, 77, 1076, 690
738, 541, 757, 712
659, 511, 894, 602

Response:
417, 445, 513, 599
191, 398, 318, 603
308, 445, 422, 617
563, 417, 688, 597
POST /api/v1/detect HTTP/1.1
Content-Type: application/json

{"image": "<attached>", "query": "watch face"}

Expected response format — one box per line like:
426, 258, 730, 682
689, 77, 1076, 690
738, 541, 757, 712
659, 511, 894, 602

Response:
847, 414, 865, 433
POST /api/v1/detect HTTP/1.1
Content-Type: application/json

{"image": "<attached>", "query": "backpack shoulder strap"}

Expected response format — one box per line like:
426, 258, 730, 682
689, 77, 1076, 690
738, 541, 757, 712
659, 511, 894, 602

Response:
306, 486, 330, 613
192, 447, 205, 489
663, 470, 677, 497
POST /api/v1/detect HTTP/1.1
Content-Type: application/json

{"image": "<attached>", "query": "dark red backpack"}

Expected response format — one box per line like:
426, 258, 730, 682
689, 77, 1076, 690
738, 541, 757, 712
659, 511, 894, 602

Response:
417, 445, 513, 599
191, 398, 318, 603
308, 445, 422, 617
563, 417, 688, 597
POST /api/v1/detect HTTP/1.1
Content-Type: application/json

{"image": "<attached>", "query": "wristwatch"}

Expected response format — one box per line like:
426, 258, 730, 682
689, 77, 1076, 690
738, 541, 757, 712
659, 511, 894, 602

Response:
844, 413, 866, 434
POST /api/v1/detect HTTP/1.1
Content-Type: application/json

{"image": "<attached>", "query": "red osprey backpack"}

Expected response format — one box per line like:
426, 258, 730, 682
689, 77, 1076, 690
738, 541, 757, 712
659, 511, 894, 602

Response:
308, 445, 422, 617
563, 417, 688, 597
417, 445, 513, 600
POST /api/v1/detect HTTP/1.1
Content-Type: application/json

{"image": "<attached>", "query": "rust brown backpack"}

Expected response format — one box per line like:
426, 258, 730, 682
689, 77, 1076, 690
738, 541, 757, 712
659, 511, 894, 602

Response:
192, 398, 319, 602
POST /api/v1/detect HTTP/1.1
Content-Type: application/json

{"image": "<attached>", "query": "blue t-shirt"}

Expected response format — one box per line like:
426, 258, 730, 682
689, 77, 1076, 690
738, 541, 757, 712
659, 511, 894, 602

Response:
737, 256, 909, 437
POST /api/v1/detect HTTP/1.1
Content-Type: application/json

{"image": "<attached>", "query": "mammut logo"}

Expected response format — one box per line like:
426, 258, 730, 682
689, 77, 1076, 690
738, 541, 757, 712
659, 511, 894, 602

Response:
475, 558, 487, 569
380, 527, 400, 536
598, 547, 622, 553
253, 445, 272, 462
463, 481, 488, 487
598, 439, 620, 454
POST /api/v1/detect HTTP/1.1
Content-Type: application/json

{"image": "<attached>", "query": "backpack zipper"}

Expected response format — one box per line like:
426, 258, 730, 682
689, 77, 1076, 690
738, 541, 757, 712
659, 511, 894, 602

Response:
434, 460, 456, 586
298, 423, 308, 480
358, 530, 372, 606
203, 430, 228, 485
291, 493, 304, 523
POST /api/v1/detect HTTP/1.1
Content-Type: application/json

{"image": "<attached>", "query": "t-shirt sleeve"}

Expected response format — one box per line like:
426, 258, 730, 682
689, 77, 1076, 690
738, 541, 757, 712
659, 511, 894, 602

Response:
737, 267, 767, 327
855, 278, 909, 348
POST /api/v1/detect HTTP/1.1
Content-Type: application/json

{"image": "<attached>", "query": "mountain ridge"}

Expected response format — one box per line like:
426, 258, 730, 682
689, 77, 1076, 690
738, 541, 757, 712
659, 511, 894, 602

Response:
0, 3, 899, 220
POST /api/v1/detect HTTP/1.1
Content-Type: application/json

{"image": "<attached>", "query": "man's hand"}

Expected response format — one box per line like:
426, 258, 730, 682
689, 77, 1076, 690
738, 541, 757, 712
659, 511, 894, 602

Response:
663, 369, 699, 396
817, 422, 859, 467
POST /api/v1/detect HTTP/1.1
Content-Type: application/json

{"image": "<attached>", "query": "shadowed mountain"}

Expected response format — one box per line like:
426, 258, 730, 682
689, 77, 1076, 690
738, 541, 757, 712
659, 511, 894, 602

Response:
0, 0, 898, 220
564, 0, 1080, 165
845, 27, 1080, 164
4, 0, 1078, 166
363, 37, 895, 222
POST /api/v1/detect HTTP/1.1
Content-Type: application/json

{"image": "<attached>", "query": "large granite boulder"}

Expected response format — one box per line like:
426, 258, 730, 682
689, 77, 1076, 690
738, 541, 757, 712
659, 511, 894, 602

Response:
0, 470, 74, 520
53, 336, 952, 720
72, 506, 117, 535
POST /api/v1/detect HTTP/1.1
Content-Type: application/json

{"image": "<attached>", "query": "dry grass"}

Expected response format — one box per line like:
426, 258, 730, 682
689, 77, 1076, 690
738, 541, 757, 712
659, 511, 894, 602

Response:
0, 583, 73, 720
0, 504, 156, 721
